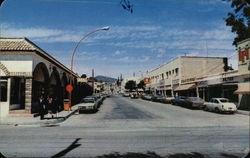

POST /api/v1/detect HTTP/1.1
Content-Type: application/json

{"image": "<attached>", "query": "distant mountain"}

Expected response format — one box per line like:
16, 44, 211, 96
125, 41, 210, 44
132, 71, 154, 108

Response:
95, 75, 117, 83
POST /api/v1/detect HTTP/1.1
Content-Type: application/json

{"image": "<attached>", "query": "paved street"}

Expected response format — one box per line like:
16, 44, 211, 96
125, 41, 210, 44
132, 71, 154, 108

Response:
0, 95, 249, 158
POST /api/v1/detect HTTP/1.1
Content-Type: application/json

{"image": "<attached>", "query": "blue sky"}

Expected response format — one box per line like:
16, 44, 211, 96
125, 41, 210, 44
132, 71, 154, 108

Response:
1, 0, 237, 78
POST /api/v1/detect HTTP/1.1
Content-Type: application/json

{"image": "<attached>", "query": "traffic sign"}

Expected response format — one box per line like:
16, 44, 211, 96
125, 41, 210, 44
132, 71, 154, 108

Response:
66, 84, 73, 92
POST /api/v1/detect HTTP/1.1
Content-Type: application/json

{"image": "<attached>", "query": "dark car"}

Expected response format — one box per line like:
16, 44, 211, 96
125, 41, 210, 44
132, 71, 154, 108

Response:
130, 93, 139, 99
160, 96, 175, 104
172, 96, 204, 109
151, 95, 164, 102
184, 97, 205, 109
171, 96, 188, 106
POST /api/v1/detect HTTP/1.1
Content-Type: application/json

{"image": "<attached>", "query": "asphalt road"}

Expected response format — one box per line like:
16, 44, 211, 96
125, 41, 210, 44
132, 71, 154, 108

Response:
0, 95, 249, 158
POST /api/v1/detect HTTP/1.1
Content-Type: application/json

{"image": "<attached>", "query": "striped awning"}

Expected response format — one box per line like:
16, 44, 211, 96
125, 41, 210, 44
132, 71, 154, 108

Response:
174, 84, 196, 91
234, 82, 250, 94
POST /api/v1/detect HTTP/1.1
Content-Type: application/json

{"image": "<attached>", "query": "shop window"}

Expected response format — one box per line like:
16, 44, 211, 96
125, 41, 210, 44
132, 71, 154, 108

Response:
0, 81, 7, 102
10, 77, 21, 104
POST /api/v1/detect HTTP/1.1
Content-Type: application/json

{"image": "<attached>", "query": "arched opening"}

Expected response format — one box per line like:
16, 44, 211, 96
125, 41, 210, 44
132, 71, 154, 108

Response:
61, 73, 69, 107
32, 62, 49, 113
48, 67, 63, 110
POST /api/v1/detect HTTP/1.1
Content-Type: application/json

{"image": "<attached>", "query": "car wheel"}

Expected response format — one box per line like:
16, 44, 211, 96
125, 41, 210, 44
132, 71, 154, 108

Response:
214, 107, 220, 113
204, 106, 208, 111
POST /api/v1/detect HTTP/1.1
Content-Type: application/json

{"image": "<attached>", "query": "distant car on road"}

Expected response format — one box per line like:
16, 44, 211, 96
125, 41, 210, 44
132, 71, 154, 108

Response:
141, 94, 153, 100
122, 92, 130, 97
130, 93, 139, 99
204, 98, 237, 114
151, 95, 164, 102
78, 97, 98, 113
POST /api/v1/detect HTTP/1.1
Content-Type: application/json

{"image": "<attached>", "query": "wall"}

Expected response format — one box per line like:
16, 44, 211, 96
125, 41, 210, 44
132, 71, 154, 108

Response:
180, 57, 225, 83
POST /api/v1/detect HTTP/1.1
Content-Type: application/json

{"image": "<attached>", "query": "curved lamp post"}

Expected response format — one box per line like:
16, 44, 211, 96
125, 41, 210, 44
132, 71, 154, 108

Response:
67, 26, 110, 110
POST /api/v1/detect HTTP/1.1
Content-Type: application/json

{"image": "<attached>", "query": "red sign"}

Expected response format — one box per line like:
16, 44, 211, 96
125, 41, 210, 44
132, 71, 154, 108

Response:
144, 78, 151, 84
239, 49, 249, 63
66, 84, 73, 92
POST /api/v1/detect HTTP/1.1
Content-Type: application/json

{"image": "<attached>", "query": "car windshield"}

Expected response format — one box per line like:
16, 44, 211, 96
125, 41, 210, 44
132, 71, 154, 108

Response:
81, 98, 95, 103
219, 99, 229, 103
188, 97, 203, 101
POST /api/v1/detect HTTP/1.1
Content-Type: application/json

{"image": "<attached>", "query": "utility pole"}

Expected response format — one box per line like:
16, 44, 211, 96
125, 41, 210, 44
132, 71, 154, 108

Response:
92, 69, 95, 95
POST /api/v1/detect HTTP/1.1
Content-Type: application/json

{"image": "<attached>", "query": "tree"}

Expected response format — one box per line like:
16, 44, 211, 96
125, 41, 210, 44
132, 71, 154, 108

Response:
137, 80, 145, 91
224, 0, 250, 45
81, 74, 87, 78
125, 80, 136, 91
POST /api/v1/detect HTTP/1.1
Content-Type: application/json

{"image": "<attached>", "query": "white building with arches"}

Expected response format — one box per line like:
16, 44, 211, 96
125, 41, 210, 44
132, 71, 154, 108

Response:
0, 37, 79, 117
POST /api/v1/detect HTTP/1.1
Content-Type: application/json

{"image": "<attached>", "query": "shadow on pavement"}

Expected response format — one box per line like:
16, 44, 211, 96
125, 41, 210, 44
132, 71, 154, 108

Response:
0, 152, 7, 158
50, 138, 81, 158
96, 152, 248, 158
96, 151, 205, 158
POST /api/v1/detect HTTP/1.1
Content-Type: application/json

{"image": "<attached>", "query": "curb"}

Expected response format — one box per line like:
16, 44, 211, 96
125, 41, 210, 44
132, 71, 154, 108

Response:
0, 108, 78, 126
236, 110, 250, 116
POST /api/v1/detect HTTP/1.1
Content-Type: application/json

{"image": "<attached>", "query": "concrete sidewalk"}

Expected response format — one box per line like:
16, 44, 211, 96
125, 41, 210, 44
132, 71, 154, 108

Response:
237, 110, 250, 116
0, 105, 80, 126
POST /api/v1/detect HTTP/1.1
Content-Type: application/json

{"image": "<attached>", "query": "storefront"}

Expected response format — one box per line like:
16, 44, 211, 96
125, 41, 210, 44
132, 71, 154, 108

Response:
0, 37, 78, 117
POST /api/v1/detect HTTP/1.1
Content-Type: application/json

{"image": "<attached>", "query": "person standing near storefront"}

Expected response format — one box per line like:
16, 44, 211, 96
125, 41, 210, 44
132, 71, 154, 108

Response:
38, 95, 46, 120
47, 96, 54, 119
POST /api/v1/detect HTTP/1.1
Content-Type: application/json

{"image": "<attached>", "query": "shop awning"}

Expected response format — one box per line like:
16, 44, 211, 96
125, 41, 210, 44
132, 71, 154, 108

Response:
234, 82, 250, 94
174, 84, 196, 91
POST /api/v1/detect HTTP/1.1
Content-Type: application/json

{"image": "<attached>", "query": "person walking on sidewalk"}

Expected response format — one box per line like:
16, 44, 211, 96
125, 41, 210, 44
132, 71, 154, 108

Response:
47, 96, 55, 119
38, 95, 46, 120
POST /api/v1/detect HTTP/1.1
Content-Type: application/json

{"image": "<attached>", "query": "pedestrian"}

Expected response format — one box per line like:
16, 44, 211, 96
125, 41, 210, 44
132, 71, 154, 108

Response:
47, 96, 54, 119
38, 95, 46, 120
53, 97, 59, 117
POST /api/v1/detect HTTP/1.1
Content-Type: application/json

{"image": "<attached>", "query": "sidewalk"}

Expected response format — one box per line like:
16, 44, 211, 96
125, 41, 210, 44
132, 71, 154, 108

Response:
0, 105, 80, 126
237, 110, 250, 116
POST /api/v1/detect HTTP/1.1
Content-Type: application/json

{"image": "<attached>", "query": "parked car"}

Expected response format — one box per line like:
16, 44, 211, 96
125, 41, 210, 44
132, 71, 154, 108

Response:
130, 93, 139, 99
183, 97, 205, 109
160, 96, 175, 104
204, 98, 237, 114
122, 92, 130, 97
78, 97, 98, 113
141, 94, 153, 100
171, 96, 187, 106
151, 95, 164, 102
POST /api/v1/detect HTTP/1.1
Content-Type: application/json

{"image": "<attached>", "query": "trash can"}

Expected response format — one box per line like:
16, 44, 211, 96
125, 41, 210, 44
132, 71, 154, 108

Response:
63, 99, 70, 111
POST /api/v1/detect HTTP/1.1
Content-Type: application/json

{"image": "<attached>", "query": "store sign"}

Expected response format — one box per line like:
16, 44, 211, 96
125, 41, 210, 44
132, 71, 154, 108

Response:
239, 49, 249, 63
223, 77, 235, 82
144, 78, 151, 84
159, 79, 165, 86
9, 72, 32, 77
181, 78, 196, 83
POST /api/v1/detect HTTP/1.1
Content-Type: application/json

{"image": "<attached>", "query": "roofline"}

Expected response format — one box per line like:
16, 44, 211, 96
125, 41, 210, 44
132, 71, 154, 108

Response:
0, 37, 78, 77
237, 38, 250, 45
148, 56, 227, 73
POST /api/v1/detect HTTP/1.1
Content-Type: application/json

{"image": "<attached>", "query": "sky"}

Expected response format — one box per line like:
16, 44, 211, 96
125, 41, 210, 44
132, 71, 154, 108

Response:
0, 0, 238, 78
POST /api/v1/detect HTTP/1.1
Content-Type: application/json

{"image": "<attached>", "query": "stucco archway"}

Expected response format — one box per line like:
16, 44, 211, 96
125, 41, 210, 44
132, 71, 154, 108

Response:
32, 62, 49, 113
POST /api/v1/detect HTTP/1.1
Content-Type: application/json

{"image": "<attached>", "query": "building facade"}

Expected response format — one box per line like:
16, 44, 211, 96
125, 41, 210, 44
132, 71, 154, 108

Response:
0, 37, 79, 117
145, 56, 228, 97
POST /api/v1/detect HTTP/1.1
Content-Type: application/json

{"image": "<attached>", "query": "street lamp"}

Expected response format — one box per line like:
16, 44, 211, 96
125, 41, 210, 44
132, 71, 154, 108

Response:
67, 26, 110, 110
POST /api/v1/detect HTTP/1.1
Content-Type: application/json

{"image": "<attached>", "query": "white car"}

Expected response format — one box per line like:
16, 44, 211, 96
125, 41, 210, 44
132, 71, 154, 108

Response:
204, 98, 237, 114
78, 97, 98, 113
